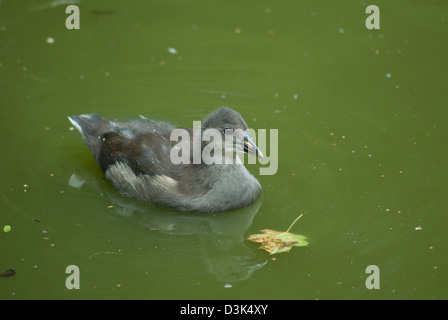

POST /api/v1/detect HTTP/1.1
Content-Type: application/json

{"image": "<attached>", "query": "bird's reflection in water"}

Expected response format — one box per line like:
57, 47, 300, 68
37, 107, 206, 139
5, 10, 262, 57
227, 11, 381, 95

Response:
75, 173, 268, 283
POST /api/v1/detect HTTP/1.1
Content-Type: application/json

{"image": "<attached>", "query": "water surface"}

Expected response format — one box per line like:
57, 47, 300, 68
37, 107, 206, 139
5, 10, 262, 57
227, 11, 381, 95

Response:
1, 0, 447, 299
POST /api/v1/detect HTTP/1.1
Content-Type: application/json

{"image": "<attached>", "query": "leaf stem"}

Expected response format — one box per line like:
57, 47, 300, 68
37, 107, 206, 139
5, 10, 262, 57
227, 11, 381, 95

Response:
286, 213, 304, 233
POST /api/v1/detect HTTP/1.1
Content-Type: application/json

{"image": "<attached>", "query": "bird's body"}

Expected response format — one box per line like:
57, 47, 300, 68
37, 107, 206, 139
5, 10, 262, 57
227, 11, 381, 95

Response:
69, 107, 262, 213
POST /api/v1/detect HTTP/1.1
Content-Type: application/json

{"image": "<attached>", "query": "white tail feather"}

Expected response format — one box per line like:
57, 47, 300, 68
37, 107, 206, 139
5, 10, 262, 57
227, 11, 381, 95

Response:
68, 116, 85, 137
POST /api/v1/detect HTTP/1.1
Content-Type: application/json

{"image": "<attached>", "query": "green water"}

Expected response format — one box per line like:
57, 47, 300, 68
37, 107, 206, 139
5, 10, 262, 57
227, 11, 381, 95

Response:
1, 0, 447, 300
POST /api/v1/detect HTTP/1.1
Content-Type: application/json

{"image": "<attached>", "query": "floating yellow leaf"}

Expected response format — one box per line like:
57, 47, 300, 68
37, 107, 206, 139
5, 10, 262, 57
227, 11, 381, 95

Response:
247, 214, 308, 255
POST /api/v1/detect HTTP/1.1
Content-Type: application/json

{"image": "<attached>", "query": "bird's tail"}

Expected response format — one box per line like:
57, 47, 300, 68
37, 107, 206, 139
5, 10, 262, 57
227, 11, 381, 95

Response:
68, 114, 108, 138
68, 114, 111, 163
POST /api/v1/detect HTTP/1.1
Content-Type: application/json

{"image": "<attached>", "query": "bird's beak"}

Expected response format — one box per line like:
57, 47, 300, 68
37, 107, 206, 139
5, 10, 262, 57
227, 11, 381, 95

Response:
243, 133, 264, 159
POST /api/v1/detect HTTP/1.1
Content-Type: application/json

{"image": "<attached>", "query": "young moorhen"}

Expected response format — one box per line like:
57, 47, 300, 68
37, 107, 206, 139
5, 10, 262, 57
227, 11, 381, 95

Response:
68, 107, 263, 213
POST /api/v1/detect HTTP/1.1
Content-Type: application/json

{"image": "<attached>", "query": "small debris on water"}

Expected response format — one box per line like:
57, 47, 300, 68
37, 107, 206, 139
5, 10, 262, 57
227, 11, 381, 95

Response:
0, 269, 15, 278
68, 173, 86, 189
167, 47, 178, 54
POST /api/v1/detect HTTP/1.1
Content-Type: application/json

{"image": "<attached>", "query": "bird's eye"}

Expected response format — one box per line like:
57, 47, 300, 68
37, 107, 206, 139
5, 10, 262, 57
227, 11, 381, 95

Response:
223, 128, 233, 135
